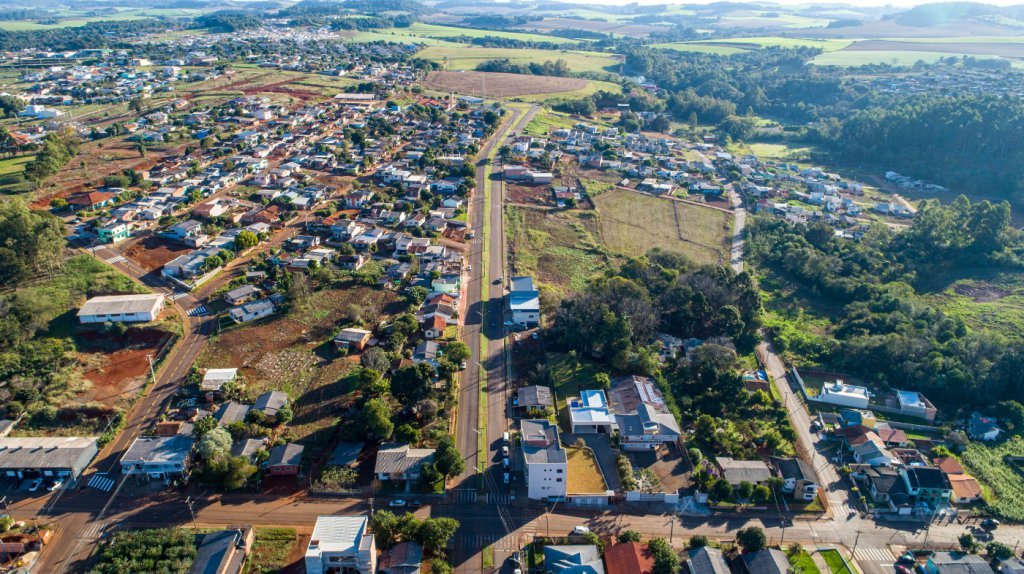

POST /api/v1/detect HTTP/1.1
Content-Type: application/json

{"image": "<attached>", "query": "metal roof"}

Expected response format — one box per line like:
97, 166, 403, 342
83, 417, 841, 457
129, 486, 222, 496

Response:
0, 437, 98, 470
78, 294, 164, 317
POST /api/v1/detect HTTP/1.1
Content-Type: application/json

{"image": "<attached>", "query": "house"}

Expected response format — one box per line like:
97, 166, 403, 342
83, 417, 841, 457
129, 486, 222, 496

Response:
304, 516, 377, 574
253, 391, 288, 419
378, 541, 423, 574
412, 340, 440, 367
770, 457, 819, 501
919, 552, 994, 574
201, 368, 238, 394
968, 412, 1001, 441
568, 390, 615, 435
685, 547, 730, 574
166, 219, 204, 242
543, 545, 604, 574
190, 527, 254, 574
604, 542, 654, 574
948, 474, 983, 504
862, 466, 911, 509
374, 444, 435, 482
902, 466, 953, 508
716, 457, 772, 486
522, 419, 567, 500
231, 439, 265, 461
0, 437, 99, 481
229, 298, 276, 324
895, 390, 938, 422
819, 380, 870, 409
515, 385, 554, 413
215, 401, 250, 427
509, 276, 541, 326
851, 435, 897, 467
933, 457, 964, 475
423, 315, 447, 340
615, 403, 681, 451
1000, 558, 1024, 574
224, 285, 260, 306
263, 443, 303, 476
740, 549, 790, 574
334, 328, 373, 352
877, 427, 909, 448
68, 190, 116, 210
98, 221, 130, 244
120, 435, 194, 480
78, 294, 165, 324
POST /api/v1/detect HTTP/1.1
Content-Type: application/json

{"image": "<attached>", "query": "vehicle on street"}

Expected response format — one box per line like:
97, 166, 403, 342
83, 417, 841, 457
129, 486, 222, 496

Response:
28, 479, 42, 492
389, 499, 407, 508
502, 446, 509, 457
494, 276, 503, 284
460, 362, 467, 370
502, 431, 510, 444
503, 472, 510, 484
981, 518, 1000, 530
503, 458, 510, 468
467, 232, 475, 239
572, 526, 590, 535
48, 480, 63, 492
466, 264, 472, 271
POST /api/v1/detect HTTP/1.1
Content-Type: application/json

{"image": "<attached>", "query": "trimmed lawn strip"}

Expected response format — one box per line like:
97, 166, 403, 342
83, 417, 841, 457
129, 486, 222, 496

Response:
821, 549, 859, 574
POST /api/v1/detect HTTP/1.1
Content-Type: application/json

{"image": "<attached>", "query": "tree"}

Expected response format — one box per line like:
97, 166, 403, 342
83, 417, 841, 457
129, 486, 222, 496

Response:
959, 533, 978, 553
432, 558, 454, 574
391, 363, 436, 403
737, 527, 766, 553
395, 424, 419, 444
275, 403, 293, 425
370, 510, 402, 549
360, 398, 394, 441
416, 517, 459, 555
222, 455, 257, 489
737, 480, 755, 501
361, 347, 391, 373
434, 435, 464, 478
193, 414, 217, 437
286, 272, 311, 302
688, 534, 709, 549
752, 484, 772, 504
198, 427, 232, 459
444, 341, 471, 365
648, 538, 679, 574
710, 478, 732, 503
987, 541, 1013, 561
618, 530, 642, 544
234, 230, 258, 250
594, 373, 611, 388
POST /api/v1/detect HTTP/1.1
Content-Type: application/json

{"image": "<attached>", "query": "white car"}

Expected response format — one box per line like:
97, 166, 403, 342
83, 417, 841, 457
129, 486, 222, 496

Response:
389, 499, 407, 508
572, 526, 590, 535
48, 479, 63, 492
501, 446, 510, 457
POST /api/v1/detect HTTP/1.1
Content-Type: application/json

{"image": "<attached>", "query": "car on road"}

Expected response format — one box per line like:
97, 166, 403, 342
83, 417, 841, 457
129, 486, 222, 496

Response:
27, 479, 42, 492
572, 526, 590, 535
467, 232, 475, 239
494, 276, 503, 284
503, 458, 510, 468
466, 264, 472, 271
503, 472, 510, 484
981, 518, 1000, 530
460, 362, 467, 370
389, 500, 407, 508
48, 480, 63, 492
410, 500, 423, 507
502, 446, 510, 457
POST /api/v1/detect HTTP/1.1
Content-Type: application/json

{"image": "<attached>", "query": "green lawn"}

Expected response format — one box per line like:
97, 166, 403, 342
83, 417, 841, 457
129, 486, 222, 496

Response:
788, 550, 821, 574
651, 43, 750, 55
243, 528, 298, 574
418, 47, 620, 75
547, 352, 603, 410
381, 23, 583, 45
821, 549, 859, 574
514, 79, 623, 104
523, 110, 584, 137
0, 154, 35, 196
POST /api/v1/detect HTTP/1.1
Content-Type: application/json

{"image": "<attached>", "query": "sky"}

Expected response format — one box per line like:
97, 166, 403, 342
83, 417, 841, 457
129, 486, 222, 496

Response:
582, 0, 1024, 7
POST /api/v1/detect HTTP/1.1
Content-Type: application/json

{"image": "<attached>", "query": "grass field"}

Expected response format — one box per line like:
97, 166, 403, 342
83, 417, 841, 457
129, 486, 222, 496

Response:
0, 8, 203, 31
811, 49, 1002, 67
514, 79, 623, 103
418, 47, 620, 75
962, 435, 1024, 521
651, 43, 750, 55
379, 22, 583, 45
523, 110, 584, 137
788, 549, 821, 574
506, 205, 609, 295
821, 549, 859, 574
917, 269, 1024, 337
243, 528, 299, 574
566, 447, 609, 493
341, 30, 463, 47
592, 188, 731, 265
547, 352, 604, 410
695, 36, 853, 51
0, 154, 34, 196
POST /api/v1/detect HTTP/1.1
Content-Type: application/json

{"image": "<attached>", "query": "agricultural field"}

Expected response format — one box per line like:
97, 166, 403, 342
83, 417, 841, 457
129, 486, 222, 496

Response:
421, 70, 587, 98
651, 43, 750, 55
506, 205, 610, 296
519, 17, 670, 38
592, 188, 731, 266
0, 8, 204, 31
513, 79, 623, 104
417, 47, 621, 75
811, 49, 1004, 67
843, 39, 1024, 59
0, 154, 35, 196
376, 22, 583, 45
962, 436, 1024, 521
195, 283, 402, 453
340, 30, 463, 47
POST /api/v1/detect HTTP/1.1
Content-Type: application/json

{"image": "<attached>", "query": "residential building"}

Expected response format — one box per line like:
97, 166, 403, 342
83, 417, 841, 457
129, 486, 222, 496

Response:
949, 474, 984, 504
522, 419, 567, 501
120, 435, 194, 480
770, 456, 819, 501
819, 380, 870, 409
616, 403, 681, 451
515, 385, 554, 413
895, 390, 938, 422
229, 298, 276, 324
0, 437, 99, 480
253, 391, 288, 419
78, 294, 165, 324
201, 368, 238, 394
968, 412, 1001, 441
216, 401, 250, 427
902, 466, 953, 509
190, 527, 254, 574
374, 444, 435, 482
412, 340, 440, 367
685, 547, 730, 574
224, 285, 260, 306
304, 516, 377, 574
862, 466, 911, 510
509, 276, 541, 326
98, 221, 130, 243
740, 549, 790, 574
543, 545, 604, 574
918, 552, 994, 574
263, 443, 303, 476
378, 541, 423, 574
604, 542, 654, 574
334, 328, 373, 351
716, 457, 772, 486
568, 390, 615, 434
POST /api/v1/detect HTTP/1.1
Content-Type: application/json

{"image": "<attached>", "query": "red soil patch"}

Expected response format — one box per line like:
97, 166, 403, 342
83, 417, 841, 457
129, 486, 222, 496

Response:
78, 326, 172, 407
122, 235, 192, 271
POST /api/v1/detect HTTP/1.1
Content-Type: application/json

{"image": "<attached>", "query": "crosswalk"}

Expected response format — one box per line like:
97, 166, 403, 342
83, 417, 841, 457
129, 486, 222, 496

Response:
167, 291, 189, 302
79, 521, 108, 540
854, 547, 896, 563
105, 255, 127, 264
488, 493, 511, 505
455, 534, 519, 552
87, 474, 115, 492
452, 489, 480, 504
450, 490, 512, 505
830, 500, 856, 520
187, 306, 208, 317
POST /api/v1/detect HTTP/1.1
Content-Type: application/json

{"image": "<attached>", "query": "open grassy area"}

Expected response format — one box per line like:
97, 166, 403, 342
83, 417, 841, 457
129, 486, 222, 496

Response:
788, 549, 821, 574
547, 352, 603, 410
916, 268, 1024, 338
696, 36, 853, 51
380, 22, 583, 45
811, 50, 1002, 67
651, 43, 750, 55
821, 549, 859, 574
962, 435, 1024, 521
418, 47, 620, 75
566, 446, 608, 493
0, 154, 34, 196
514, 79, 623, 104
523, 110, 584, 137
506, 205, 609, 295
243, 527, 299, 574
0, 8, 204, 30
592, 188, 731, 265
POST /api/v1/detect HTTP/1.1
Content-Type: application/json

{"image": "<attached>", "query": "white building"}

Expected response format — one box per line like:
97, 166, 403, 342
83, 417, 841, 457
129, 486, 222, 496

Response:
819, 380, 870, 409
201, 368, 238, 393
568, 390, 615, 435
305, 516, 377, 574
522, 419, 567, 501
120, 435, 194, 480
77, 293, 165, 324
228, 298, 276, 324
508, 276, 540, 326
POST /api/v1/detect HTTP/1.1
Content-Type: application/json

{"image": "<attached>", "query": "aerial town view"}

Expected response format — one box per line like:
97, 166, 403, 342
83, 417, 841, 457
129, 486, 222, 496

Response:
2, 0, 1024, 572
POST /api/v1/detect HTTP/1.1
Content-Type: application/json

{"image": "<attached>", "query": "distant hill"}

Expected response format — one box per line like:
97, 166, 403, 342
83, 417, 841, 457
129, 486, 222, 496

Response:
893, 1, 1024, 27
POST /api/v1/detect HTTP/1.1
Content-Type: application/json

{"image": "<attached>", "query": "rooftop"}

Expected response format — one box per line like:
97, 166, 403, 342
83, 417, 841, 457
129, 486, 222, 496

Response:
0, 437, 98, 470
374, 443, 434, 476
521, 419, 566, 465
122, 435, 194, 465
306, 515, 371, 557
78, 293, 164, 318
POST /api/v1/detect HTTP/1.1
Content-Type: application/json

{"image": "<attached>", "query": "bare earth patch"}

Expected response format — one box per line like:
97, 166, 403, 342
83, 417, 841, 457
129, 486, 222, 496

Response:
421, 71, 586, 98
954, 282, 1012, 303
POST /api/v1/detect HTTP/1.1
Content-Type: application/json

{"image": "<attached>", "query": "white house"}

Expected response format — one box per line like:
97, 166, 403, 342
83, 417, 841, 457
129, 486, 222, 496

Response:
305, 516, 377, 574
568, 390, 615, 435
522, 419, 567, 501
508, 276, 540, 326
201, 368, 238, 393
228, 298, 276, 324
819, 380, 870, 409
120, 435, 194, 480
78, 294, 165, 324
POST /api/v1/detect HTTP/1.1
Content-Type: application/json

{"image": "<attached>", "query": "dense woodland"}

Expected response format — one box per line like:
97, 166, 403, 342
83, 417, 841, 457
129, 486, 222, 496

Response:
749, 197, 1024, 407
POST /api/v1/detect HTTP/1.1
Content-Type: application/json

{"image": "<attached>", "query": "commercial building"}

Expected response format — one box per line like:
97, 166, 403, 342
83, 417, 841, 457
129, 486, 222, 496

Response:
121, 435, 194, 480
78, 293, 165, 324
522, 419, 567, 501
0, 437, 98, 480
304, 516, 377, 574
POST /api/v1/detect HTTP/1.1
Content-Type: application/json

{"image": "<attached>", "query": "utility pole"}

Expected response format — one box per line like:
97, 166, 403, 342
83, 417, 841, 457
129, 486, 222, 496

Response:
184, 496, 198, 532
852, 530, 861, 559
147, 352, 156, 384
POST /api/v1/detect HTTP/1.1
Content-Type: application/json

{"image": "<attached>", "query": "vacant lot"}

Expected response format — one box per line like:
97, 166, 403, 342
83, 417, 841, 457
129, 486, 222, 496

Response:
566, 447, 608, 493
422, 71, 587, 98
592, 188, 730, 265
78, 323, 175, 409
123, 235, 192, 272
507, 205, 609, 295
418, 47, 620, 75
0, 154, 34, 197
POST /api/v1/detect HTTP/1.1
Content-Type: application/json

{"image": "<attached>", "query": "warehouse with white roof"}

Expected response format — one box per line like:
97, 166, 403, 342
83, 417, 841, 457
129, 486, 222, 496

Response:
77, 293, 165, 324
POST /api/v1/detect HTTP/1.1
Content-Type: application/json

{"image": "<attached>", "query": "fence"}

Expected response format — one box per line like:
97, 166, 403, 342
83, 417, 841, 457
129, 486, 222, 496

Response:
625, 492, 679, 504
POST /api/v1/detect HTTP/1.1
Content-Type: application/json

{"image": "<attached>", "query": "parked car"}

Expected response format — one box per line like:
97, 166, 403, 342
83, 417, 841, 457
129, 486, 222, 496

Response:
48, 479, 63, 492
981, 518, 1000, 530
503, 458, 510, 468
501, 446, 509, 457
572, 526, 590, 535
389, 499, 407, 508
503, 472, 510, 484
